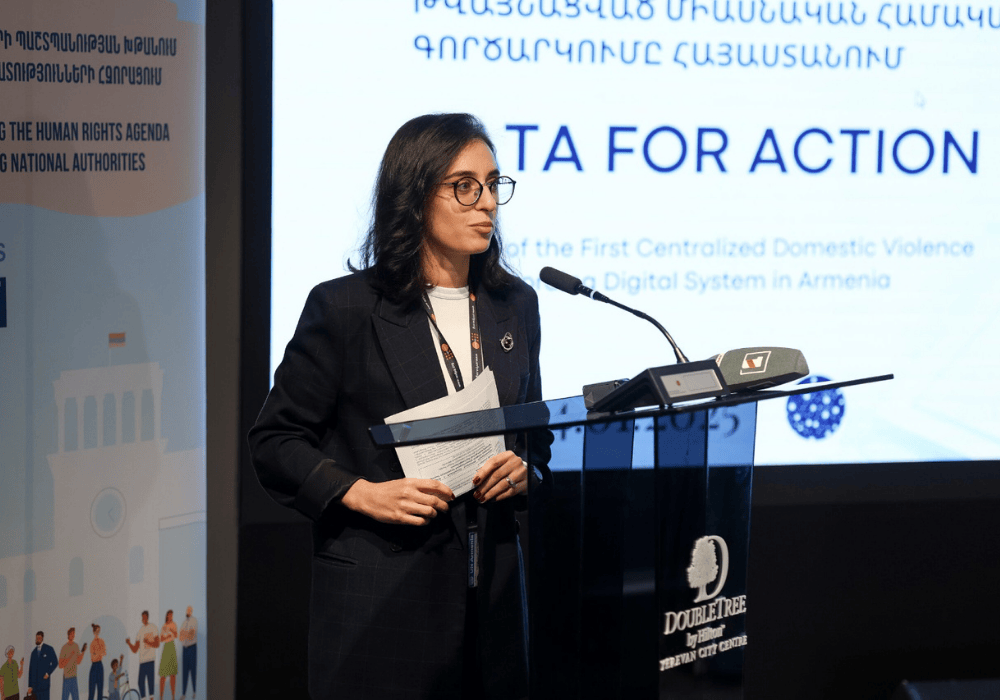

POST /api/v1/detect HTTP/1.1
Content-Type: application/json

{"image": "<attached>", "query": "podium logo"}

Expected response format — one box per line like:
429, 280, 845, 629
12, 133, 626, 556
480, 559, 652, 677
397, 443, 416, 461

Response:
740, 350, 771, 375
687, 535, 729, 602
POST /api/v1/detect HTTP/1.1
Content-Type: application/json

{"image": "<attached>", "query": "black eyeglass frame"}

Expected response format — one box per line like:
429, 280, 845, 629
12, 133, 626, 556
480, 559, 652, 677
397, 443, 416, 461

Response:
440, 175, 517, 206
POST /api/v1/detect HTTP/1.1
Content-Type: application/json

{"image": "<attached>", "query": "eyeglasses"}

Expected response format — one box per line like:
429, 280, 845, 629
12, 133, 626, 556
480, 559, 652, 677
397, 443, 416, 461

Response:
440, 176, 516, 206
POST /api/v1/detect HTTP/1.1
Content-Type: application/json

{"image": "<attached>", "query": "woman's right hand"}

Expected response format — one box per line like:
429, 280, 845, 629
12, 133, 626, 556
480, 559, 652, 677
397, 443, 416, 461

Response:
342, 478, 454, 526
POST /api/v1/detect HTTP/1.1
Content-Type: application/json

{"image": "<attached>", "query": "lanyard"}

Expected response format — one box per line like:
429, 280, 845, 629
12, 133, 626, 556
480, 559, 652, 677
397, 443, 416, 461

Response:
420, 289, 485, 392
421, 288, 487, 588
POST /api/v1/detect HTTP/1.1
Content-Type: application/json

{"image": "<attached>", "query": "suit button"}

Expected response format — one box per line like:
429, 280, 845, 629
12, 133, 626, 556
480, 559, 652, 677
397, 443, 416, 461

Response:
389, 542, 402, 553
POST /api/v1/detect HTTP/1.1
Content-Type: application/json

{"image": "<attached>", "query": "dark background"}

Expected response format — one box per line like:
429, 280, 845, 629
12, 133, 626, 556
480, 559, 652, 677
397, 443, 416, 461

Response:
205, 2, 1000, 697
232, 461, 1000, 700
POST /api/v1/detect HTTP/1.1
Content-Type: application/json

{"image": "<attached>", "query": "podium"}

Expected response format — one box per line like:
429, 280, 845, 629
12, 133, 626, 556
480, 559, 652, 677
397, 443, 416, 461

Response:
370, 375, 890, 699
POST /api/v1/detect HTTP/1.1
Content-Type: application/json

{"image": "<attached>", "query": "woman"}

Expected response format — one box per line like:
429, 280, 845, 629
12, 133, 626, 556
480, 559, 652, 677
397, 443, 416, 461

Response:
157, 611, 177, 700
1, 646, 23, 700
87, 624, 106, 700
250, 113, 550, 700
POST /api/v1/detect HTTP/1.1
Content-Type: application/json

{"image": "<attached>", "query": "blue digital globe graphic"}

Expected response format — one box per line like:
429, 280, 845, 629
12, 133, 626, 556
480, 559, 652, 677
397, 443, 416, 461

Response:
786, 375, 845, 439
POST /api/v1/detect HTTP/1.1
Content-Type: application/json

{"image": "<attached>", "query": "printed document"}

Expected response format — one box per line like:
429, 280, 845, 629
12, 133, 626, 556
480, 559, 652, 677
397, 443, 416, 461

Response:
384, 368, 505, 497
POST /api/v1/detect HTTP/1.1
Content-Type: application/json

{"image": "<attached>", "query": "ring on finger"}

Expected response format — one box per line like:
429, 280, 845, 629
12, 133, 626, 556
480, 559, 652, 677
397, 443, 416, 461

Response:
505, 476, 517, 490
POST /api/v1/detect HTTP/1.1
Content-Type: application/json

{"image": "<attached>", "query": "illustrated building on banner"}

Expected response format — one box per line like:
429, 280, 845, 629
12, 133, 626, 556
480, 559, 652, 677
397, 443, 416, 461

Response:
0, 362, 204, 695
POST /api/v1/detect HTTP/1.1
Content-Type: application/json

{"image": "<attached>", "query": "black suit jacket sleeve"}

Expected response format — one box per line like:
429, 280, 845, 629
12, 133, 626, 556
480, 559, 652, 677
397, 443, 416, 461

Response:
249, 283, 362, 520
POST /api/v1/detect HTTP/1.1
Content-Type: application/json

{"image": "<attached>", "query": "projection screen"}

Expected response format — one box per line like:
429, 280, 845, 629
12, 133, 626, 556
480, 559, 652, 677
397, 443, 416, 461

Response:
272, 1, 1000, 465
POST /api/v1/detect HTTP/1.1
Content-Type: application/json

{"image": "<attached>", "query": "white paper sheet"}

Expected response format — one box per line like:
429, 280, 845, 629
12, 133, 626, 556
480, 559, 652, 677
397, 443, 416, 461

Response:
384, 368, 506, 497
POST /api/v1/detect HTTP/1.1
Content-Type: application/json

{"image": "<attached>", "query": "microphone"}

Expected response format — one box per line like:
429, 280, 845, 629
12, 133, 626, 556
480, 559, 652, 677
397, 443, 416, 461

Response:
538, 267, 591, 296
539, 266, 689, 364
539, 267, 809, 411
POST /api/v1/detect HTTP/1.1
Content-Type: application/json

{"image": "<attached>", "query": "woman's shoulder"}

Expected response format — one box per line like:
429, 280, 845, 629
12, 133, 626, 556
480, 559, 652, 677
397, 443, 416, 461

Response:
300, 269, 383, 319
308, 269, 378, 302
485, 274, 539, 312
507, 274, 539, 302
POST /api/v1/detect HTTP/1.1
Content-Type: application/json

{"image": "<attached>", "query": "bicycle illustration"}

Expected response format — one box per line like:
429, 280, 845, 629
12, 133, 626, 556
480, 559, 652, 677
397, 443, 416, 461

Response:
106, 668, 141, 700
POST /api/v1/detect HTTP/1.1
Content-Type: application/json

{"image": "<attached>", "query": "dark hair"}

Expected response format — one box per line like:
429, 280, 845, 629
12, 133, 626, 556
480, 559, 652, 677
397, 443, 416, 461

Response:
165, 609, 173, 622
351, 113, 514, 306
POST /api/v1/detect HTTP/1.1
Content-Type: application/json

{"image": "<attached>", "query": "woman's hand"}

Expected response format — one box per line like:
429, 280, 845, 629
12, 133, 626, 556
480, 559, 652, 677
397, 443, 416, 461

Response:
342, 478, 454, 526
472, 451, 527, 503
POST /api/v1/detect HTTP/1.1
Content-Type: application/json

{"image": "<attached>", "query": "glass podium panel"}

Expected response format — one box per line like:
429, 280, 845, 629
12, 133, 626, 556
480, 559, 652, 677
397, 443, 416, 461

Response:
369, 375, 889, 699
369, 375, 890, 449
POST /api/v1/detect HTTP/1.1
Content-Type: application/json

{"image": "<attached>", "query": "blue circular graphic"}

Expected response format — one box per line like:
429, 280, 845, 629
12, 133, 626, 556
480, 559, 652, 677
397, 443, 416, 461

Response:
786, 375, 845, 440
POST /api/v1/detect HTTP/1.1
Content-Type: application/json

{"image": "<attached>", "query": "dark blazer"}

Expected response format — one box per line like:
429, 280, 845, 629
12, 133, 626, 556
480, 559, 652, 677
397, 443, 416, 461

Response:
29, 642, 58, 693
249, 270, 549, 700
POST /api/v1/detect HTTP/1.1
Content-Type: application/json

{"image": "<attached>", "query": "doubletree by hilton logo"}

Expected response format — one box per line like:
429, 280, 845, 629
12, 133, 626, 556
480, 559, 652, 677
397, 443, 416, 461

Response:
687, 535, 729, 603
661, 534, 746, 668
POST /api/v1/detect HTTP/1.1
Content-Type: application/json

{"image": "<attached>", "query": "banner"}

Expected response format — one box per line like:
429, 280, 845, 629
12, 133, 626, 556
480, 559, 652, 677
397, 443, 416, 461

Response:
0, 2, 206, 698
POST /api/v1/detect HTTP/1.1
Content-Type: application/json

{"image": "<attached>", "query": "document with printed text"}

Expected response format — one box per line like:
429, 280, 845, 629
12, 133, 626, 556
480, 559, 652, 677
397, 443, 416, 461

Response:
384, 368, 506, 497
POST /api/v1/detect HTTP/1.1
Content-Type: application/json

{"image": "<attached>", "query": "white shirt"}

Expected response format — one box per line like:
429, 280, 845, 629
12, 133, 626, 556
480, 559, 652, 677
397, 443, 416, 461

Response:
426, 286, 474, 395
180, 616, 198, 647
137, 623, 158, 663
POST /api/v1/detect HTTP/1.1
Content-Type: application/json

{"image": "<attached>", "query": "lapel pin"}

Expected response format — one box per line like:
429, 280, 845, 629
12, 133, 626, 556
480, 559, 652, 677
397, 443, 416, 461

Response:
500, 332, 514, 353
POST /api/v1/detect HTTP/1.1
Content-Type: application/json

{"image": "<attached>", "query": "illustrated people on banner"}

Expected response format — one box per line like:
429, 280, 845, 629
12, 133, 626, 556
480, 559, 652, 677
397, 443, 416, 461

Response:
177, 607, 196, 700
27, 632, 58, 700
125, 612, 158, 699
1, 645, 24, 700
86, 625, 105, 700
107, 656, 125, 700
57, 629, 86, 700
157, 611, 178, 700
